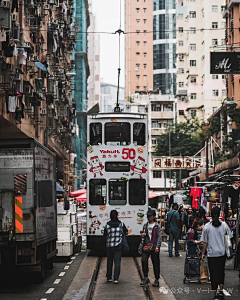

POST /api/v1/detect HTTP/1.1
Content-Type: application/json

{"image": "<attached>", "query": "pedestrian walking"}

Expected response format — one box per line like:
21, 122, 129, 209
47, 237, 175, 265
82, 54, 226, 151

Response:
201, 207, 233, 299
138, 209, 162, 287
185, 207, 194, 230
167, 203, 181, 257
104, 210, 128, 283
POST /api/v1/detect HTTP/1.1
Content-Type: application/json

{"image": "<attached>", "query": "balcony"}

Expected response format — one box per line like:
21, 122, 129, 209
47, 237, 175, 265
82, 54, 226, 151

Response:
229, 0, 240, 9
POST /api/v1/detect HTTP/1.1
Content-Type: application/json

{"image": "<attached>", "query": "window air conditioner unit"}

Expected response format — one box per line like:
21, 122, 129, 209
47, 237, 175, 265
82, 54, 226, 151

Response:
40, 109, 47, 115
11, 14, 17, 22
43, 4, 50, 10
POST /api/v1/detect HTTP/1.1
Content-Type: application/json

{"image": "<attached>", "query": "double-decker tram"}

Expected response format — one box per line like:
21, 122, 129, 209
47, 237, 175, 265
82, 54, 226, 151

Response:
86, 113, 148, 253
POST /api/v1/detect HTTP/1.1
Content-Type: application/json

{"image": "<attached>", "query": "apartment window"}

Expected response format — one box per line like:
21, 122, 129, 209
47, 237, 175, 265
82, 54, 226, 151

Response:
144, 75, 147, 81
137, 0, 139, 2
138, 106, 146, 113
153, 171, 162, 178
136, 19, 140, 24
136, 64, 140, 70
190, 11, 196, 18
222, 75, 226, 79
144, 52, 147, 58
222, 90, 227, 97
212, 22, 218, 29
212, 39, 218, 46
144, 30, 147, 35
143, 8, 146, 13
212, 5, 218, 12
178, 27, 183, 33
136, 52, 140, 58
151, 103, 161, 111
179, 110, 184, 116
179, 82, 184, 87
144, 64, 147, 69
136, 86, 140, 91
163, 104, 173, 112
178, 68, 184, 74
152, 120, 162, 128
190, 93, 197, 100
190, 28, 196, 34
212, 90, 219, 96
221, 6, 225, 12
190, 60, 196, 67
144, 86, 147, 91
190, 110, 197, 117
190, 44, 196, 51
179, 40, 184, 46
190, 76, 197, 83
178, 14, 183, 19
136, 75, 140, 80
212, 75, 218, 79
136, 30, 140, 35
136, 41, 140, 46
136, 8, 140, 13
152, 138, 157, 145
144, 41, 147, 46
179, 54, 184, 61
143, 19, 146, 24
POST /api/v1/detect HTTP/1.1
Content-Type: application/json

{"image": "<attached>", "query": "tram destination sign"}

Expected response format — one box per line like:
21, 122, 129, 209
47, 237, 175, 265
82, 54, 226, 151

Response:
210, 52, 240, 74
153, 156, 204, 169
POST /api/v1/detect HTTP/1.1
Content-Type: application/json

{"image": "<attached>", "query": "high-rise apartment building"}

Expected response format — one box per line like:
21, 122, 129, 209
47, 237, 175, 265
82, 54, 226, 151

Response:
223, 1, 240, 106
176, 0, 226, 121
153, 0, 177, 95
100, 82, 125, 112
125, 0, 153, 97
88, 1, 100, 109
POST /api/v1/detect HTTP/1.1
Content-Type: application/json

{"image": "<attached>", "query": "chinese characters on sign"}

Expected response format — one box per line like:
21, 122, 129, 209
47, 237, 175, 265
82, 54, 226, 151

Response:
153, 157, 204, 169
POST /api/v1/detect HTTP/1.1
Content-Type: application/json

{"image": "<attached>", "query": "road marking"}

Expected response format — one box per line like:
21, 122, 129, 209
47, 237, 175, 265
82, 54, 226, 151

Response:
223, 289, 231, 296
53, 279, 61, 284
59, 272, 65, 277
46, 288, 55, 294
75, 253, 79, 256
41, 299, 47, 300
64, 266, 69, 270
67, 260, 73, 265
71, 256, 76, 260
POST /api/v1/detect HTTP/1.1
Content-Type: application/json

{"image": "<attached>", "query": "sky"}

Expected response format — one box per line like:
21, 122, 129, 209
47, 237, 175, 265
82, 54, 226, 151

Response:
92, 0, 125, 87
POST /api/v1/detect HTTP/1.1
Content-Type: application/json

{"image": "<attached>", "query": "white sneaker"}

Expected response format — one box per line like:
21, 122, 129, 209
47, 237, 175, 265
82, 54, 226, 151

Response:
107, 279, 112, 282
114, 280, 118, 284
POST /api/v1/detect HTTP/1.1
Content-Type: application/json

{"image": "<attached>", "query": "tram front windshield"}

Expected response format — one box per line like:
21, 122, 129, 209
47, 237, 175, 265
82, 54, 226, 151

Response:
105, 122, 130, 145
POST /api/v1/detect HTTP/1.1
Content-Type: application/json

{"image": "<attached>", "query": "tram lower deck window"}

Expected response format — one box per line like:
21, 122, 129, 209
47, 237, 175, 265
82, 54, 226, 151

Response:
89, 179, 106, 205
133, 123, 146, 146
109, 179, 127, 205
105, 122, 130, 146
129, 179, 146, 205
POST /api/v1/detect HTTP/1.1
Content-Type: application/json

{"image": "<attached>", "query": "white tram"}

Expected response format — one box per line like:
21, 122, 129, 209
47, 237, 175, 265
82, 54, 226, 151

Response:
86, 113, 148, 253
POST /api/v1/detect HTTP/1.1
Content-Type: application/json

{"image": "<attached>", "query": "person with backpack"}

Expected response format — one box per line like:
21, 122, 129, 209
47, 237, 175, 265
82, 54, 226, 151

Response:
201, 207, 233, 300
138, 209, 162, 287
104, 210, 128, 283
167, 203, 181, 257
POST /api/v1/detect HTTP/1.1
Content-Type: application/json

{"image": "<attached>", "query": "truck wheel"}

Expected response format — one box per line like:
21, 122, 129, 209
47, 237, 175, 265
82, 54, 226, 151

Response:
35, 258, 46, 283
46, 257, 54, 270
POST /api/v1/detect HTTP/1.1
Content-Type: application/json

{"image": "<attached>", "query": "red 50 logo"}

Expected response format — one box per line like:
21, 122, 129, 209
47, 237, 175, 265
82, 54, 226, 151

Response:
122, 148, 136, 160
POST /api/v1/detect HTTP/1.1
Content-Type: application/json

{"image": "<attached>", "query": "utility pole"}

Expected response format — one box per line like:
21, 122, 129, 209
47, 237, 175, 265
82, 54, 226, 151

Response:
206, 140, 209, 180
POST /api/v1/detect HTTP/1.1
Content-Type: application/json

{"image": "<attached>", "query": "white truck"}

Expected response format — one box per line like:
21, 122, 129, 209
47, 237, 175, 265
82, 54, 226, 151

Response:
0, 138, 57, 282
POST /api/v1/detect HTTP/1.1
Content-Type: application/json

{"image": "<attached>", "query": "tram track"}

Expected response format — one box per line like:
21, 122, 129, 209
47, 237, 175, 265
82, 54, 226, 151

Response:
86, 256, 154, 300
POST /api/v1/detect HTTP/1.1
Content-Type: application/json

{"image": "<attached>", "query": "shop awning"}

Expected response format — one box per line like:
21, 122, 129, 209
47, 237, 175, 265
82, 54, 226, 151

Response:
70, 189, 86, 197
76, 193, 87, 202
56, 182, 66, 194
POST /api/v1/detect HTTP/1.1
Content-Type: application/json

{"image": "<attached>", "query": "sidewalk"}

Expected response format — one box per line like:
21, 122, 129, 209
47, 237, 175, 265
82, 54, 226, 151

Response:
160, 242, 240, 300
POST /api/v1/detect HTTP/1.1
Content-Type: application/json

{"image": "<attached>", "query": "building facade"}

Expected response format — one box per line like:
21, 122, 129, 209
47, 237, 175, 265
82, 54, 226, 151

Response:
100, 82, 125, 112
125, 92, 176, 190
0, 0, 76, 191
125, 0, 153, 97
87, 1, 100, 110
73, 0, 90, 189
176, 0, 226, 122
153, 0, 177, 95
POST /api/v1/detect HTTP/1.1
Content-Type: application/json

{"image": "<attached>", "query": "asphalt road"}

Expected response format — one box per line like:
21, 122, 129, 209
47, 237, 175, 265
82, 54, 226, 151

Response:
0, 251, 86, 300
160, 242, 240, 300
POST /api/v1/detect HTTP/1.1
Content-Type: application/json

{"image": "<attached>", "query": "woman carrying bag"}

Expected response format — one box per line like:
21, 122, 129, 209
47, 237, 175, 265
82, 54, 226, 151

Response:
104, 210, 128, 283
138, 209, 162, 287
201, 207, 233, 300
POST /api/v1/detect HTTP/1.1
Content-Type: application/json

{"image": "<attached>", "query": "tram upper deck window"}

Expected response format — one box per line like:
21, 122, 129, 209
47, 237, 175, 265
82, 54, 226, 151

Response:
129, 179, 146, 205
109, 179, 127, 205
105, 122, 130, 146
90, 123, 102, 145
89, 179, 106, 205
133, 123, 146, 146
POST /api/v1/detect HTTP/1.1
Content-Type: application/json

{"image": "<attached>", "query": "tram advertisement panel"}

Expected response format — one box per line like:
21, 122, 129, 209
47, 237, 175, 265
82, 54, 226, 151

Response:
87, 114, 148, 238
